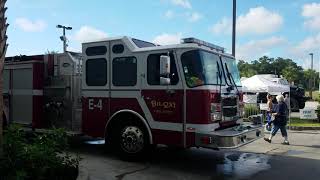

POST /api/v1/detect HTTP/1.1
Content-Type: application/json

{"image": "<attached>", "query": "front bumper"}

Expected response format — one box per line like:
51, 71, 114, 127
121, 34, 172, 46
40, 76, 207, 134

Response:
195, 122, 264, 149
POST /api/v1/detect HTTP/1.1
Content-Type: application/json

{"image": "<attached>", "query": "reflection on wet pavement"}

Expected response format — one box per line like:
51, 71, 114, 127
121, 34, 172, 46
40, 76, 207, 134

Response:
84, 139, 105, 145
217, 153, 271, 180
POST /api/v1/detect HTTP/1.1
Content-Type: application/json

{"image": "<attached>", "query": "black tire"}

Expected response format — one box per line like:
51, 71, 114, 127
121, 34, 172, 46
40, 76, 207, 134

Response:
111, 119, 151, 160
298, 101, 305, 110
290, 98, 299, 112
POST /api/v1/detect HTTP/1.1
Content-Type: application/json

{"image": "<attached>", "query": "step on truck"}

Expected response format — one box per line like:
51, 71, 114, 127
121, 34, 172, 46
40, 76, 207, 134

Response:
3, 37, 263, 157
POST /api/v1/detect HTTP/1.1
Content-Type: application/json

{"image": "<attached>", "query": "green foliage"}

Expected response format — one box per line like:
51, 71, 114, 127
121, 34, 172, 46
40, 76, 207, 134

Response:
0, 125, 79, 180
244, 104, 260, 118
303, 70, 319, 91
282, 65, 299, 84
237, 60, 257, 77
237, 56, 319, 90
316, 105, 320, 122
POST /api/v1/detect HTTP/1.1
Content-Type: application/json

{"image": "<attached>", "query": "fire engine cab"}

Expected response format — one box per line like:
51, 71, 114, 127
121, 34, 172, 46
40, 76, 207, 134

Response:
4, 36, 263, 157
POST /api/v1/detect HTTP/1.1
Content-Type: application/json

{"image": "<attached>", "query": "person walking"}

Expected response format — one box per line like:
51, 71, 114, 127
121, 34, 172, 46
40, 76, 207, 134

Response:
265, 94, 273, 131
284, 94, 290, 115
264, 95, 290, 145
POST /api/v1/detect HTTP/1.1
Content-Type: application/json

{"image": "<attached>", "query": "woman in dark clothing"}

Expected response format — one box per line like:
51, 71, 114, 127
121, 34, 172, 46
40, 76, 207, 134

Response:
264, 95, 289, 145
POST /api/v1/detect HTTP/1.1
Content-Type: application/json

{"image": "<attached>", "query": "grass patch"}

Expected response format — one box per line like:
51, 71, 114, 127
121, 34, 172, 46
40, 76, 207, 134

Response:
288, 117, 320, 127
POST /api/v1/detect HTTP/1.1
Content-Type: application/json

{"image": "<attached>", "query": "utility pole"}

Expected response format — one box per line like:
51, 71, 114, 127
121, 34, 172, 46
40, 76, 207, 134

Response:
309, 53, 314, 97
56, 25, 72, 53
310, 53, 314, 70
232, 0, 236, 57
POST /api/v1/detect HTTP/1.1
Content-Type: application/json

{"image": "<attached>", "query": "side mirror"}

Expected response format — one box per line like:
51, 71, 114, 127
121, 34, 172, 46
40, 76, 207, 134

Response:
160, 55, 171, 75
160, 77, 171, 85
159, 55, 171, 85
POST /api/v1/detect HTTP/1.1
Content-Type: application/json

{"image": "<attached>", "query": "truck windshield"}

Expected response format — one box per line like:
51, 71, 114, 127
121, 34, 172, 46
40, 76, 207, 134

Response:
181, 50, 225, 87
222, 56, 241, 87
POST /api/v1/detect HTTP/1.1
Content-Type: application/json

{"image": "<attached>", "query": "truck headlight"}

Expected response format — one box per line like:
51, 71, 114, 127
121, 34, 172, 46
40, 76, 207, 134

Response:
210, 103, 221, 121
211, 112, 221, 121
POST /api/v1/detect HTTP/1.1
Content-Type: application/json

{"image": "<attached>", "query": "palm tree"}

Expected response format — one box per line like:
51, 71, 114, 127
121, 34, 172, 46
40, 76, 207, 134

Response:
0, 0, 8, 152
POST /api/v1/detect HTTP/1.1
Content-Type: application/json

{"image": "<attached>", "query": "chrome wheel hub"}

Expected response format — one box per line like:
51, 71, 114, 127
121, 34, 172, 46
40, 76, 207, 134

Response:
120, 126, 144, 153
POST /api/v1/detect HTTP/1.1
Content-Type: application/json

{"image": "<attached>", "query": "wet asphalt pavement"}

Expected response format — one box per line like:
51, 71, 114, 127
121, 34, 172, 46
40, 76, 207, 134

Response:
71, 131, 320, 180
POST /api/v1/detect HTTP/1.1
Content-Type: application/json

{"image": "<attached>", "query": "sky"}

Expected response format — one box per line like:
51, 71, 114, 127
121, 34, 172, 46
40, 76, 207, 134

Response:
5, 0, 320, 70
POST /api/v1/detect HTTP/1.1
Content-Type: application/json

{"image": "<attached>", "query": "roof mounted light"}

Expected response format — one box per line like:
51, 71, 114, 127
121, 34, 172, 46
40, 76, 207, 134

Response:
181, 37, 225, 53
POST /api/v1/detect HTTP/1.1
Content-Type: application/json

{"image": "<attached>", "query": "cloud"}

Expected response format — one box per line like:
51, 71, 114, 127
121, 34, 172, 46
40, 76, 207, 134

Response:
14, 18, 47, 32
164, 10, 175, 19
73, 26, 108, 43
153, 33, 182, 45
164, 10, 202, 22
237, 37, 287, 60
302, 3, 320, 31
188, 12, 203, 22
237, 7, 283, 35
211, 7, 283, 35
289, 33, 320, 69
171, 0, 191, 9
210, 17, 232, 34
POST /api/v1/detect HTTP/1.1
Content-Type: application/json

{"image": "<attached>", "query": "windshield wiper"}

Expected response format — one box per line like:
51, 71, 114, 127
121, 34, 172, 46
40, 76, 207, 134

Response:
225, 62, 239, 95
216, 61, 222, 93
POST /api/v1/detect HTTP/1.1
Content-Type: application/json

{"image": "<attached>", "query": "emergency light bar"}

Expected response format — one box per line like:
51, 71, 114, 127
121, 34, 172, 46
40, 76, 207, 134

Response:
181, 37, 225, 53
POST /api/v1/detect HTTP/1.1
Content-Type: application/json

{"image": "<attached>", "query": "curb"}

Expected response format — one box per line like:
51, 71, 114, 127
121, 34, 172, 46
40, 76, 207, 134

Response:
288, 126, 320, 131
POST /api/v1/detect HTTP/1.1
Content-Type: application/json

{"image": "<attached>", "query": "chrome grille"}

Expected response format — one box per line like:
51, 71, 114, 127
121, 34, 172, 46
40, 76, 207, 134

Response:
222, 97, 237, 106
223, 107, 237, 117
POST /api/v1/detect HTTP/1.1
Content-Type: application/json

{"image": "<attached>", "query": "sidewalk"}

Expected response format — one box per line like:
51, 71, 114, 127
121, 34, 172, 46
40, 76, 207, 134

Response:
239, 130, 320, 160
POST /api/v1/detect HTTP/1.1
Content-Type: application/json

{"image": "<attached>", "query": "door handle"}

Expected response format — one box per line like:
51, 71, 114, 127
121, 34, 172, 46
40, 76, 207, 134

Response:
166, 89, 176, 95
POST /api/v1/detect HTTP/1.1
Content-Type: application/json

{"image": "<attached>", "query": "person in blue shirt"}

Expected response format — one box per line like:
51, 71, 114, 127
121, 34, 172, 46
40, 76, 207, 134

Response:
265, 94, 273, 131
264, 95, 289, 145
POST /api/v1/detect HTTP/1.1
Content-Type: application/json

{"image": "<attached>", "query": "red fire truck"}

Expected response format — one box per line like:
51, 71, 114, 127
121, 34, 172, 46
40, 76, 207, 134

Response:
3, 37, 263, 157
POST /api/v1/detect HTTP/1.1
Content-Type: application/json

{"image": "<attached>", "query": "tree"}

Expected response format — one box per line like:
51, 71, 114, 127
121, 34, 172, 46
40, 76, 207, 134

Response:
237, 56, 305, 87
237, 60, 257, 77
0, 0, 8, 154
303, 69, 319, 97
282, 65, 299, 84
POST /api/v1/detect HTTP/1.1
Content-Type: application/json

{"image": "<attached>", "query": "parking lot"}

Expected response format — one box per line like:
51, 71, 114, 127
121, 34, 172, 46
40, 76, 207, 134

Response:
73, 130, 320, 180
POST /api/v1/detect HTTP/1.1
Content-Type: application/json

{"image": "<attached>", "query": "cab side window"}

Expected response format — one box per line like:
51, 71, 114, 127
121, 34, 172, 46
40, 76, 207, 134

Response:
86, 58, 107, 86
147, 53, 179, 85
112, 57, 137, 86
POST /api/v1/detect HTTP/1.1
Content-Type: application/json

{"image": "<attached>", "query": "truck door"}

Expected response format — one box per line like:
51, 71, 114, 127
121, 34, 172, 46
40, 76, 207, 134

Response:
142, 52, 184, 146
82, 43, 110, 137
109, 42, 142, 116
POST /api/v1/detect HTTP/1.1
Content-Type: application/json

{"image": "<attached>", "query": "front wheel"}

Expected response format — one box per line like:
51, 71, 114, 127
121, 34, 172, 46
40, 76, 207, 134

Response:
120, 126, 145, 154
113, 121, 150, 160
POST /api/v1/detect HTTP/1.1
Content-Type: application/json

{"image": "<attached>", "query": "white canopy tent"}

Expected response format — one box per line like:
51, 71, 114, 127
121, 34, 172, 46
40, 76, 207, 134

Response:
241, 75, 290, 95
241, 75, 292, 129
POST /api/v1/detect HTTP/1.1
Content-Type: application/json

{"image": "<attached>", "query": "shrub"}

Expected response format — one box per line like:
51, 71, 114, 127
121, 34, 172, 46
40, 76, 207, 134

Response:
0, 125, 80, 180
244, 104, 260, 118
